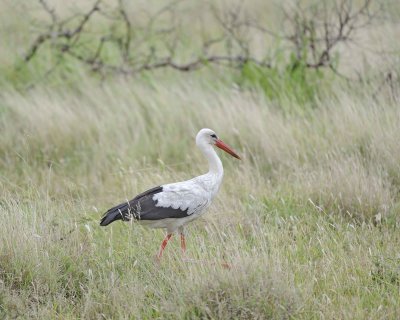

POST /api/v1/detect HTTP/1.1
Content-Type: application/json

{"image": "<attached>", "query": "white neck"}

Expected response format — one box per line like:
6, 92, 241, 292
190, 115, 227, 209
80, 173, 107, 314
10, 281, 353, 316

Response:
198, 143, 223, 176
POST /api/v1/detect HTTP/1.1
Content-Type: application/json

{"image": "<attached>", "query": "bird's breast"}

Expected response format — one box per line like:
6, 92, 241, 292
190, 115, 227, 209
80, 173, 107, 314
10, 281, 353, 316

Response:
197, 173, 223, 197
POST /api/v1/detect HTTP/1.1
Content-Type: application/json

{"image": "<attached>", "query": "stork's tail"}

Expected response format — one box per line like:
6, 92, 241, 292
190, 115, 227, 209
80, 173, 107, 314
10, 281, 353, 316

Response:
100, 208, 124, 226
100, 186, 162, 226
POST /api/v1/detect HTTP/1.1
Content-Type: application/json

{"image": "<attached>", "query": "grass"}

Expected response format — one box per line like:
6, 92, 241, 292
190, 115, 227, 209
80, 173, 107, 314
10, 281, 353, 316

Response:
1, 0, 400, 319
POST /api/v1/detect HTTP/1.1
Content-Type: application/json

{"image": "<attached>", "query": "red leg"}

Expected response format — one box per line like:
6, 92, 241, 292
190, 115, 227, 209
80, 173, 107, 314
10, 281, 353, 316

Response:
157, 234, 172, 259
180, 234, 186, 255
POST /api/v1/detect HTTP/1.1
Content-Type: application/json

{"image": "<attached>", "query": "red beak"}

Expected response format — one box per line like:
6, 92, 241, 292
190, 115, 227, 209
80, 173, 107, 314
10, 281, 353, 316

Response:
215, 139, 241, 160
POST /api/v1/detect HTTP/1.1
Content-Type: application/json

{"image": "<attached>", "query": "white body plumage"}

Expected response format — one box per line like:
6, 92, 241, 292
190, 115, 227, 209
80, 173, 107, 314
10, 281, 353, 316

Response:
142, 171, 223, 233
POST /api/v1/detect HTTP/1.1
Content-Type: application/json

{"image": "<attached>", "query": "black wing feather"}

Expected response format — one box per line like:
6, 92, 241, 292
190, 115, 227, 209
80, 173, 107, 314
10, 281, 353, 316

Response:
100, 186, 189, 226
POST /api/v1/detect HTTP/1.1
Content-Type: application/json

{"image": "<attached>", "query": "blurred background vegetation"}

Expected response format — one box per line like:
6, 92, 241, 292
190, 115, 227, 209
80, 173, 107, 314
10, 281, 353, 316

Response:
1, 0, 400, 319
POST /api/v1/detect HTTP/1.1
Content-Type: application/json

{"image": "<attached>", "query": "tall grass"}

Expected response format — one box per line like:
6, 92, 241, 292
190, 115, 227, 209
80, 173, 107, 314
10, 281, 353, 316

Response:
1, 75, 399, 318
1, 77, 399, 217
1, 0, 400, 319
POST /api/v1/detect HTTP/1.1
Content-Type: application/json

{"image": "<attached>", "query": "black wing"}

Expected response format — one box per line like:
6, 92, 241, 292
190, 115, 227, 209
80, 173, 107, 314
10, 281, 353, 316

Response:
100, 186, 189, 226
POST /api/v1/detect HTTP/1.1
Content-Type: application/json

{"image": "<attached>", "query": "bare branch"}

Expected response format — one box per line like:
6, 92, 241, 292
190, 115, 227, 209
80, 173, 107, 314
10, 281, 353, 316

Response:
39, 0, 57, 24
279, 0, 380, 70
24, 0, 101, 62
23, 0, 384, 82
118, 0, 132, 62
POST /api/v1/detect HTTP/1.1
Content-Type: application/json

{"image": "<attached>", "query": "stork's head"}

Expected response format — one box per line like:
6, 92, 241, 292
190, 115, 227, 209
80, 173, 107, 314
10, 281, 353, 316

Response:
196, 128, 241, 159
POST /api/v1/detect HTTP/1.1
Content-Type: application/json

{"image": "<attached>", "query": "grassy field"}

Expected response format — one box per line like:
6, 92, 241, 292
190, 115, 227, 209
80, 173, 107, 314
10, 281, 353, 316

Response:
1, 1, 400, 319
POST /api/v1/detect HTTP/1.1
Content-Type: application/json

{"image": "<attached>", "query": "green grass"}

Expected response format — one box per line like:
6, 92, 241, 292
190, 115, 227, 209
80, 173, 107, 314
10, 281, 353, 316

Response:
1, 75, 399, 319
1, 0, 400, 319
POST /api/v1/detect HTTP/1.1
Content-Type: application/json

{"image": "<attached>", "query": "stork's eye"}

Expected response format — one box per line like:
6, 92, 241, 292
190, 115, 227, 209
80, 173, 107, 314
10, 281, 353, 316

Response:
210, 134, 217, 138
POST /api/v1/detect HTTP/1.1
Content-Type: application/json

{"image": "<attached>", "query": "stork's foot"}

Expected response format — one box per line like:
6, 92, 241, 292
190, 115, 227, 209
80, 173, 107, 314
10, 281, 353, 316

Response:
180, 233, 186, 255
154, 254, 161, 264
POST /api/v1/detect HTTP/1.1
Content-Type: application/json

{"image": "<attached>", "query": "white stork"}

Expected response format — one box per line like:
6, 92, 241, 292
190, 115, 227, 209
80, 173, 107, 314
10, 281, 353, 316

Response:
100, 128, 240, 259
